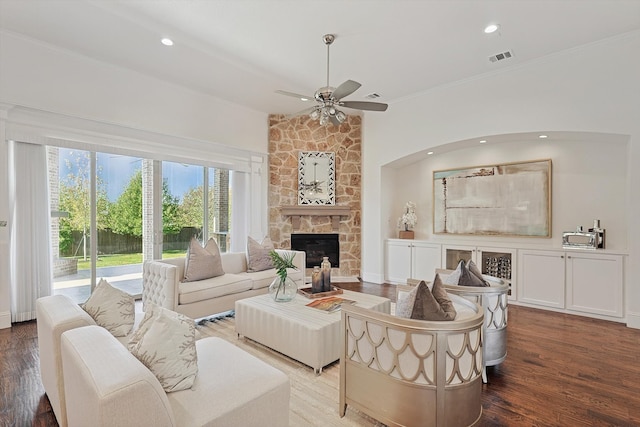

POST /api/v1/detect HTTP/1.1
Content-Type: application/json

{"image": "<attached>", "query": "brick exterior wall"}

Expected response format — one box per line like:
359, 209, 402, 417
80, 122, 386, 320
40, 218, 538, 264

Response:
268, 114, 362, 279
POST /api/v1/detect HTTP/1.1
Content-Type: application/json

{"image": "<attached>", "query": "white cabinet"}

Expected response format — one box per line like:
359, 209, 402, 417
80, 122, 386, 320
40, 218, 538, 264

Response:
518, 250, 565, 308
385, 240, 441, 284
518, 249, 624, 318
442, 245, 517, 300
566, 252, 623, 317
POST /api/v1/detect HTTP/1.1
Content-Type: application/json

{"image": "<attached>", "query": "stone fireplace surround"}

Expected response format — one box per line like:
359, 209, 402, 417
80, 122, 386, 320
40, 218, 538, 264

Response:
268, 114, 361, 281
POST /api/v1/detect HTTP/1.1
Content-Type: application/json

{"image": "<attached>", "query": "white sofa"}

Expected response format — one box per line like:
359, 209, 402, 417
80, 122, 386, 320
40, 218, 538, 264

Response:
37, 294, 290, 427
61, 325, 290, 427
36, 294, 144, 427
142, 250, 306, 319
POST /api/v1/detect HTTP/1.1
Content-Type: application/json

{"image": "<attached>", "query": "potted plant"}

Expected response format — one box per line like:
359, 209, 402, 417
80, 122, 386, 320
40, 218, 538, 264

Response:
398, 201, 417, 239
268, 250, 298, 302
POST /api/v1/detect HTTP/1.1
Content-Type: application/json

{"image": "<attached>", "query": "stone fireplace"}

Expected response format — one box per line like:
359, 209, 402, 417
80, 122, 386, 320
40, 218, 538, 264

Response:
291, 233, 340, 268
268, 114, 361, 280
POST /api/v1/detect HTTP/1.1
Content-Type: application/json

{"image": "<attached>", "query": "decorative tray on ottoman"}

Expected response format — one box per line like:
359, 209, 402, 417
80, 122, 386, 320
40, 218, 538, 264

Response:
297, 286, 343, 299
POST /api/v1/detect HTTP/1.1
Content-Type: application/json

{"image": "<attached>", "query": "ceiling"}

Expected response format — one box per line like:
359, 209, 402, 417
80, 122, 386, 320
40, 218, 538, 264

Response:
1, 0, 639, 116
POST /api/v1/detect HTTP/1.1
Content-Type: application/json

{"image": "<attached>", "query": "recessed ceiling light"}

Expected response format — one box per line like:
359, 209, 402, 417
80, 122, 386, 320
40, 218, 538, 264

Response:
300, 97, 309, 101
539, 134, 548, 139
484, 24, 499, 34
427, 151, 434, 155
161, 38, 174, 46
479, 140, 487, 144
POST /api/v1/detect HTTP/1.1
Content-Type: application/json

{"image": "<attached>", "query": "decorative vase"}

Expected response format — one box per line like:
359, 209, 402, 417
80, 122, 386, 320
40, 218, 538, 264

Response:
321, 256, 332, 292
268, 276, 297, 302
311, 266, 323, 293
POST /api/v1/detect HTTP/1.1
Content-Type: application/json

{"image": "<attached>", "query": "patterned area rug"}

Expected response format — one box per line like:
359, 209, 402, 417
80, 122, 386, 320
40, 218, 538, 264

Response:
196, 310, 387, 427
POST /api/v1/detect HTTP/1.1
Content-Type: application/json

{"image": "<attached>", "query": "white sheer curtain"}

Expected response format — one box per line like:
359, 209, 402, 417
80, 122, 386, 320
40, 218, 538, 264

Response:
9, 141, 53, 322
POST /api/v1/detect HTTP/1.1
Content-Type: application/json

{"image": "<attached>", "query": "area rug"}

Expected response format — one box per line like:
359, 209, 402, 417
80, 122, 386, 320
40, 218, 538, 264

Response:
196, 312, 386, 427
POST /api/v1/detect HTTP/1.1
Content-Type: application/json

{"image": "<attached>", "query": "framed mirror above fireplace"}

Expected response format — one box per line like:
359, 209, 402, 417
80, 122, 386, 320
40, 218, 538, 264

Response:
298, 151, 335, 205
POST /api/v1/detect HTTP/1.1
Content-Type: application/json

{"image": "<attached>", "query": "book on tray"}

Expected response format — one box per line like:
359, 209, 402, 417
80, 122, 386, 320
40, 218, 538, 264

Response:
306, 296, 355, 313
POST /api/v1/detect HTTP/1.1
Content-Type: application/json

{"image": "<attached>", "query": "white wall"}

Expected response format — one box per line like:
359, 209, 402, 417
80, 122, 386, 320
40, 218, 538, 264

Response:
0, 32, 270, 328
362, 31, 640, 327
388, 136, 628, 250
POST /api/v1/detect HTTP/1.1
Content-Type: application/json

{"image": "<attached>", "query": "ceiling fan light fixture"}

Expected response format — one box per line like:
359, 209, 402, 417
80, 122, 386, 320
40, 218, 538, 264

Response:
336, 110, 347, 123
310, 109, 320, 120
319, 115, 329, 126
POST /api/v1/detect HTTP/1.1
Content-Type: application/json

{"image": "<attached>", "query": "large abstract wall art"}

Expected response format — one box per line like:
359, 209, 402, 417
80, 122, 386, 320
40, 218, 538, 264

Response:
433, 159, 551, 237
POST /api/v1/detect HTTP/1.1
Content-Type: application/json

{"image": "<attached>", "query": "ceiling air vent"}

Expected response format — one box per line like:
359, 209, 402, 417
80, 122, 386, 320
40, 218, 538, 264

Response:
489, 50, 514, 63
365, 93, 381, 99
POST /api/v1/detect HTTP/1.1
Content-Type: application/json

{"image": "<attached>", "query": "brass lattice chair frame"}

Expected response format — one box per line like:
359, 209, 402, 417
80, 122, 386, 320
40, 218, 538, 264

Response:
339, 288, 484, 427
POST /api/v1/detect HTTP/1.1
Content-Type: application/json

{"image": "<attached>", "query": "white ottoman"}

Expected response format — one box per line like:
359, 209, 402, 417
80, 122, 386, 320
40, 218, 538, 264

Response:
235, 291, 391, 374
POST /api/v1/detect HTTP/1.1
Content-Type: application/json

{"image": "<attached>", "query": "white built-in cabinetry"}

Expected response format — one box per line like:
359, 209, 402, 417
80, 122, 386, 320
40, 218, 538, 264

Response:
385, 239, 626, 322
518, 249, 624, 318
385, 240, 441, 284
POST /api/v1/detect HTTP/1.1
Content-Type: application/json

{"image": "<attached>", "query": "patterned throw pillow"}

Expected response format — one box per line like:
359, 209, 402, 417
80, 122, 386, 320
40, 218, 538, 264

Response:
247, 236, 275, 272
82, 278, 135, 337
395, 286, 418, 318
128, 305, 198, 392
442, 260, 464, 285
183, 237, 225, 282
410, 275, 457, 321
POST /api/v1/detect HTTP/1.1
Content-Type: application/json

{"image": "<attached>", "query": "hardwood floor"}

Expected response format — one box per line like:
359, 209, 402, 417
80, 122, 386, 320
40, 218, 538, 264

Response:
2, 283, 640, 426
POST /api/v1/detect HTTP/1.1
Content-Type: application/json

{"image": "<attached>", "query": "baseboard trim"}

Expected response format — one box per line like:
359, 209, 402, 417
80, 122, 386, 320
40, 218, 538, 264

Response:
361, 272, 384, 284
626, 311, 640, 329
0, 311, 11, 329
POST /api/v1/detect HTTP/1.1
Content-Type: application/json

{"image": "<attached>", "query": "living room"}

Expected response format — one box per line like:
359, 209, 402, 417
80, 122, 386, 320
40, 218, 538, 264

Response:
1, 1, 640, 426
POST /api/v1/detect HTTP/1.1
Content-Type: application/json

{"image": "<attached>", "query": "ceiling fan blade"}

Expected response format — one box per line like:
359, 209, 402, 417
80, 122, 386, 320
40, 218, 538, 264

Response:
275, 89, 313, 101
285, 106, 318, 119
340, 100, 388, 112
332, 80, 361, 101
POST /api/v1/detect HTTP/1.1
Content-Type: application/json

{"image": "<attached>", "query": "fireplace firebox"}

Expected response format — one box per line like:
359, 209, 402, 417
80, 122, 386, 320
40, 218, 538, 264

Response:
291, 233, 339, 268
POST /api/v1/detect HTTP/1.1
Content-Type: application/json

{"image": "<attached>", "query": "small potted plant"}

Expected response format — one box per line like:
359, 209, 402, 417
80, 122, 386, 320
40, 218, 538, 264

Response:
398, 201, 417, 239
268, 250, 298, 302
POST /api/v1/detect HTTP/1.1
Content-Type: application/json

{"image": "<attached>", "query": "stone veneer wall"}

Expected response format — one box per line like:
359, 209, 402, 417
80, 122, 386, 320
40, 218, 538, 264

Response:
268, 114, 362, 279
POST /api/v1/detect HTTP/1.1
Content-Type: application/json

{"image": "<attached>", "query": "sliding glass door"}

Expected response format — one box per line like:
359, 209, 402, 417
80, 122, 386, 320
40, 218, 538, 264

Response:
49, 148, 145, 302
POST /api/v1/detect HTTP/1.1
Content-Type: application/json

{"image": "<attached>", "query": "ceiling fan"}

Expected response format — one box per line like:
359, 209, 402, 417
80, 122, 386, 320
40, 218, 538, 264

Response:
276, 34, 388, 126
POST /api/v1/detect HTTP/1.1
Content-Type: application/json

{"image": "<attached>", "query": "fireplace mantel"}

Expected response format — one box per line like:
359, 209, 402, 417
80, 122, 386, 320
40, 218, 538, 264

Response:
281, 205, 351, 231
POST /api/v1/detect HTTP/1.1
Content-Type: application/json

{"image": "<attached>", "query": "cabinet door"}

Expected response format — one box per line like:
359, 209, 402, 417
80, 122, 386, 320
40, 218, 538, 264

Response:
566, 253, 623, 317
518, 250, 565, 309
412, 243, 442, 281
385, 241, 412, 284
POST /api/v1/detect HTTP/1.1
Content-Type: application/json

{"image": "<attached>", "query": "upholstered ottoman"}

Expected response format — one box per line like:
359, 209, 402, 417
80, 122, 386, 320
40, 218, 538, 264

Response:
235, 291, 391, 374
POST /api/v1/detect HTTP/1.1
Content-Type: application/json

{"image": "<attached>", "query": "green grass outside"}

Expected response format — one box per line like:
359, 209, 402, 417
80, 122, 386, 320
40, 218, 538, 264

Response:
76, 250, 186, 270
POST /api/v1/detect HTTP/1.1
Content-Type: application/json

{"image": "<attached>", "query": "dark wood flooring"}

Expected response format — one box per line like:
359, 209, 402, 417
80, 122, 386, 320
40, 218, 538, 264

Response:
2, 282, 640, 426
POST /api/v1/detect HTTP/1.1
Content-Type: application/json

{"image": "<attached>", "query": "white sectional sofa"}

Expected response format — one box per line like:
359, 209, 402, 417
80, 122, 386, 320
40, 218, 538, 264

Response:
142, 250, 305, 319
37, 294, 290, 427
61, 325, 290, 427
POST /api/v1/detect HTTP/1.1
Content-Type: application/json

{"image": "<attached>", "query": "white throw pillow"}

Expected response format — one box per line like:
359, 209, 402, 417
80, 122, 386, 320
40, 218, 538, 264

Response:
395, 286, 418, 318
82, 278, 135, 337
183, 237, 225, 282
128, 305, 198, 392
247, 236, 275, 272
442, 260, 464, 285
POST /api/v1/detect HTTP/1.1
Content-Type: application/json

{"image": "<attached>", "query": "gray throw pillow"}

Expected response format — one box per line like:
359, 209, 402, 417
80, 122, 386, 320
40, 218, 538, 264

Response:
459, 260, 489, 287
247, 236, 275, 272
410, 275, 457, 321
183, 237, 225, 282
